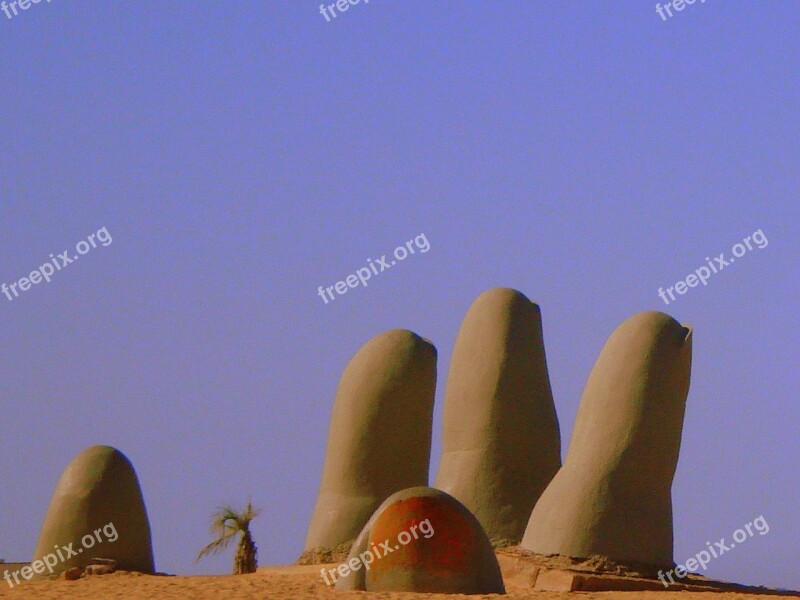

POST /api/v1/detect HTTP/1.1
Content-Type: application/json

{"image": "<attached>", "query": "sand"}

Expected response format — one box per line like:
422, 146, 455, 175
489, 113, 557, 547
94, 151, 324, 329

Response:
1, 560, 797, 599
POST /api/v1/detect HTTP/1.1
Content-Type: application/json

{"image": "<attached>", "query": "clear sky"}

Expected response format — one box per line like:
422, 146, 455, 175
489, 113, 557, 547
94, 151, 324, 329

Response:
1, 0, 798, 590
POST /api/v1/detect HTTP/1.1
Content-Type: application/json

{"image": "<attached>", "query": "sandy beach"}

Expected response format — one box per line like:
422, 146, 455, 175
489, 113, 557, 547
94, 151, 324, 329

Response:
2, 566, 798, 600
3, 555, 798, 600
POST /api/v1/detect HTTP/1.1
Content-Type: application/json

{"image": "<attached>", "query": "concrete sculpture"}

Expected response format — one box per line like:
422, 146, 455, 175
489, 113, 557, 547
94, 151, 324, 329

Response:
335, 486, 505, 594
32, 445, 155, 576
521, 311, 692, 566
304, 330, 437, 555
435, 287, 561, 545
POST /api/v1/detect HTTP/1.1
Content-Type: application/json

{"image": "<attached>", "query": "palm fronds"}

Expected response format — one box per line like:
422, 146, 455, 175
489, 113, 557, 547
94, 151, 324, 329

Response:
196, 501, 262, 573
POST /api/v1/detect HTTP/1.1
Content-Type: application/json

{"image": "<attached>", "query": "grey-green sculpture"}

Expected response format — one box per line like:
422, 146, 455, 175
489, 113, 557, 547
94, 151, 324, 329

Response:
33, 445, 155, 576
304, 329, 437, 555
435, 288, 561, 546
522, 311, 692, 566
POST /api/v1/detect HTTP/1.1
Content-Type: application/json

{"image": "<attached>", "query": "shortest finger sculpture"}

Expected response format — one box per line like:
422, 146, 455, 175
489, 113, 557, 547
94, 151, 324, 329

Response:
335, 486, 505, 594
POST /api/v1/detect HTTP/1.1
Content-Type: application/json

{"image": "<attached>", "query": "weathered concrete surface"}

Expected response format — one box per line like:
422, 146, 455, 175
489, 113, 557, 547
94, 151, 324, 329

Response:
435, 288, 561, 546
495, 548, 799, 596
304, 330, 437, 554
32, 445, 155, 576
522, 311, 692, 566
335, 486, 505, 594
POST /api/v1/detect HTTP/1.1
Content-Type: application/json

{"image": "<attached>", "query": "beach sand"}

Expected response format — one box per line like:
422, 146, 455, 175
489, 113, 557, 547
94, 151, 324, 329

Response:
2, 560, 797, 599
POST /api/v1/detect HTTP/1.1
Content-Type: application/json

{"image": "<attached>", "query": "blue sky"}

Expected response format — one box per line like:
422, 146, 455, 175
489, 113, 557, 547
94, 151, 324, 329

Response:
1, 0, 798, 590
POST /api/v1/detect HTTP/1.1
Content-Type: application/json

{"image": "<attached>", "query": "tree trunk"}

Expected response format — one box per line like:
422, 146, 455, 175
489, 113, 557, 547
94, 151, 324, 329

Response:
234, 531, 258, 574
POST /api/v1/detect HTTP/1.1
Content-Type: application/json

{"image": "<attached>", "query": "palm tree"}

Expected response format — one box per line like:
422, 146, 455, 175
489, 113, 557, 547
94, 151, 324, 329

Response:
196, 501, 261, 574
